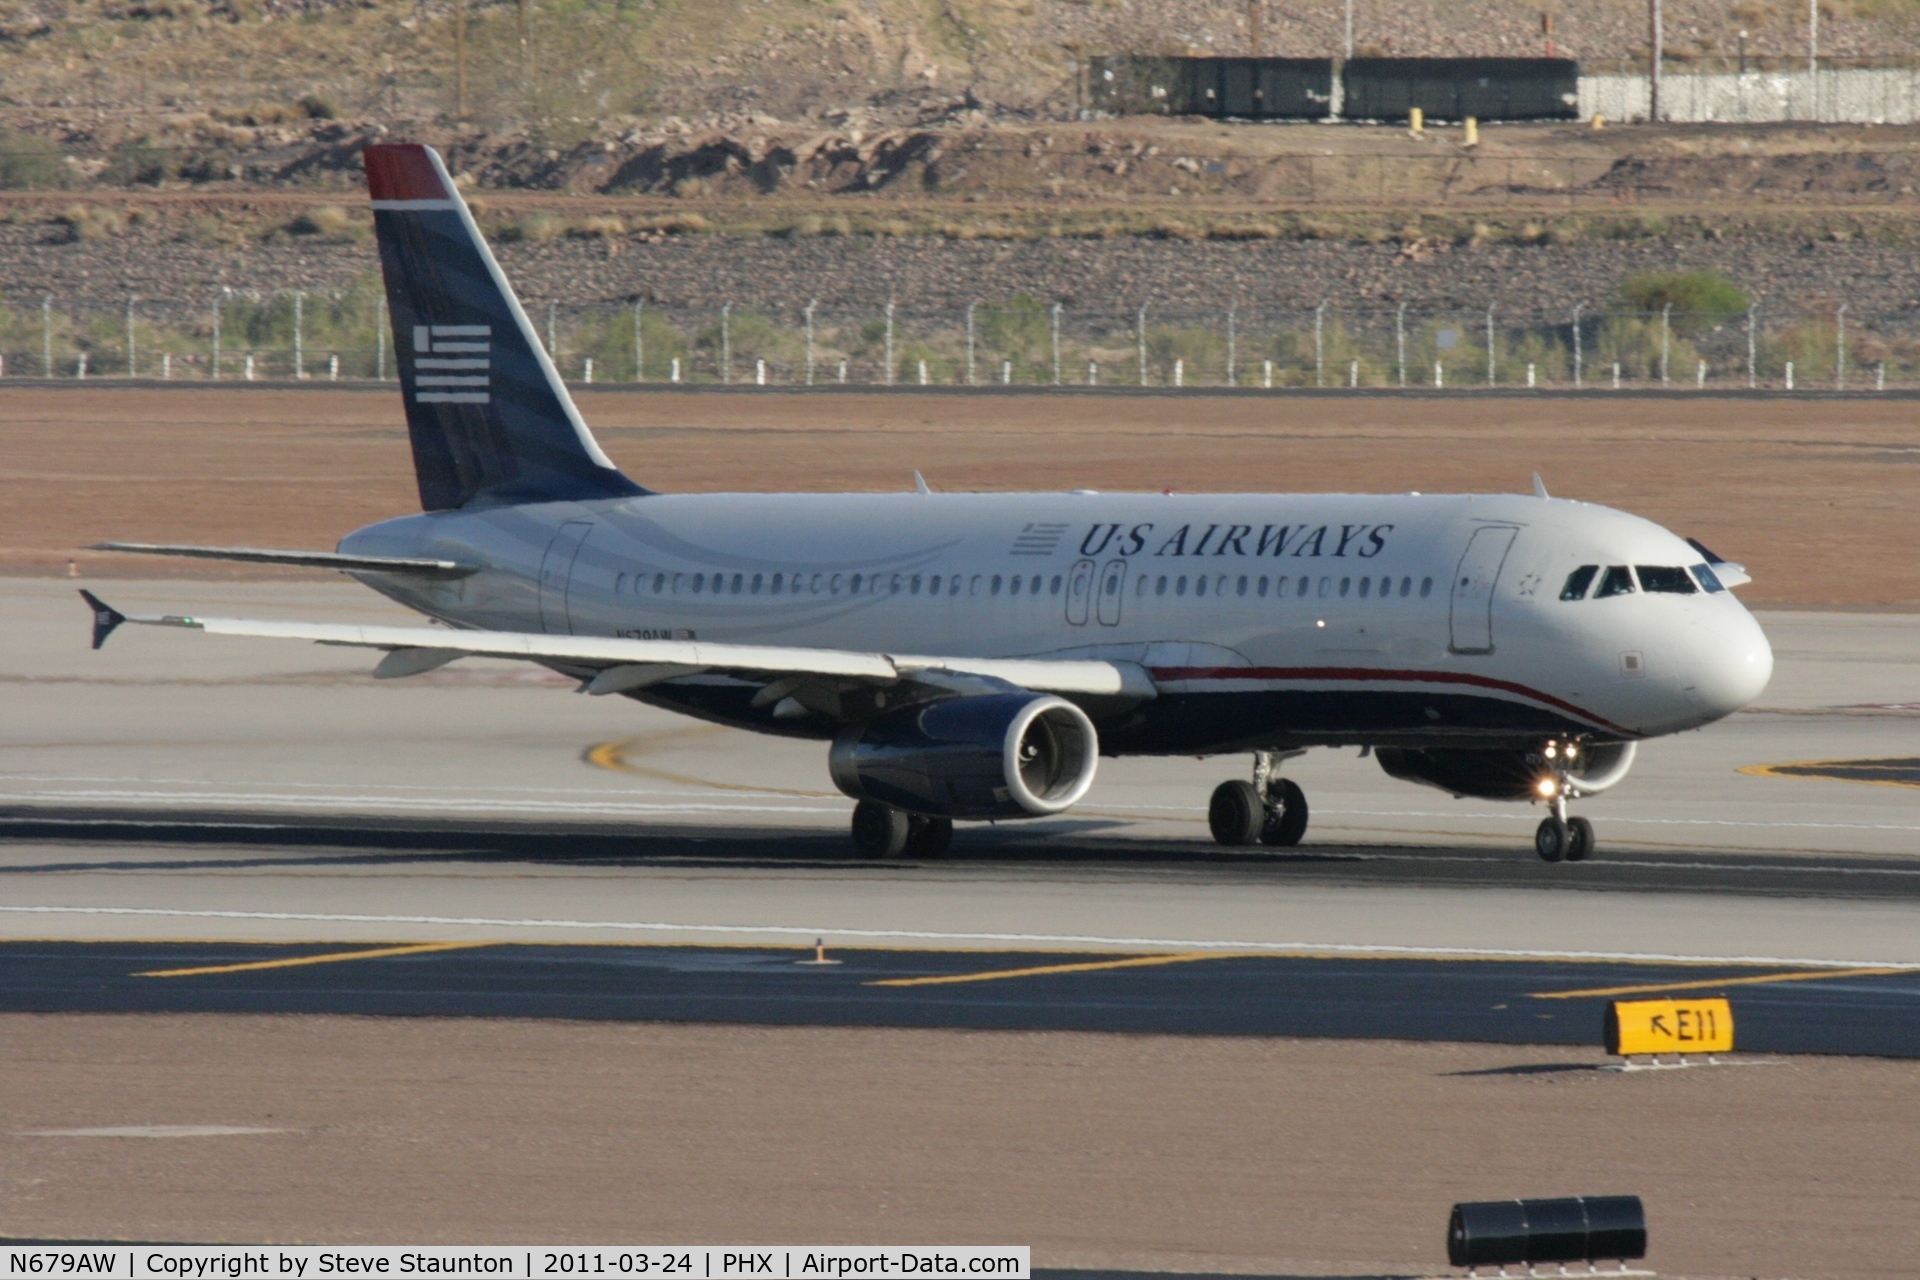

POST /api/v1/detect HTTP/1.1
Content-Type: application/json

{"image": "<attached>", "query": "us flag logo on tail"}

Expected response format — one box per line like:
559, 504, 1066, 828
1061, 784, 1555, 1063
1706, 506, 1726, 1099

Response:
412, 324, 491, 404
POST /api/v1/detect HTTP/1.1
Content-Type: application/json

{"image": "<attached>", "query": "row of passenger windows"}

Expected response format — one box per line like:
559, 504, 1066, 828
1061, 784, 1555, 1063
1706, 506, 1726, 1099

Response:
613, 569, 1068, 598
611, 567, 1439, 603
1138, 573, 1435, 600
1560, 563, 1725, 600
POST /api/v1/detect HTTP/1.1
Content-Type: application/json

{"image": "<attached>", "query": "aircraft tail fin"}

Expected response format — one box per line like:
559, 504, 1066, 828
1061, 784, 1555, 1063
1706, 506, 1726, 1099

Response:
363, 143, 646, 511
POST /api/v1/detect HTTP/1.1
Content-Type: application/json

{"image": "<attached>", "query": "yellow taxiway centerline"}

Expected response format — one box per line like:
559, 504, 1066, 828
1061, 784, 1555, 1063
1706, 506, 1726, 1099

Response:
136, 942, 493, 978
1530, 966, 1913, 1000
867, 952, 1230, 988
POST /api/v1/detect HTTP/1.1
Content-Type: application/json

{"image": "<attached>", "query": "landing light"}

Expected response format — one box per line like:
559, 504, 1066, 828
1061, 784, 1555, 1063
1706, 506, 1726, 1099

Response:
1537, 778, 1558, 797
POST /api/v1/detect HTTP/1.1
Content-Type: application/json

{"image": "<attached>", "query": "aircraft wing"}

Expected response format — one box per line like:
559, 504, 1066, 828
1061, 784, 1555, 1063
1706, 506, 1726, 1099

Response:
89, 542, 476, 578
78, 591, 1156, 701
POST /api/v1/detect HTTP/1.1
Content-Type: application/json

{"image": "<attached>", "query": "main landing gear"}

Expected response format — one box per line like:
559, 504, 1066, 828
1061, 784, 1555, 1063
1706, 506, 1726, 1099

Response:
1209, 750, 1309, 848
850, 799, 953, 859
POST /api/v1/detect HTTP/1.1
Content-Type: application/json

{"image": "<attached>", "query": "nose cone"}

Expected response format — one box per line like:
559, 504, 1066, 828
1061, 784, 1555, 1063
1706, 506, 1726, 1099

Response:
1686, 606, 1774, 721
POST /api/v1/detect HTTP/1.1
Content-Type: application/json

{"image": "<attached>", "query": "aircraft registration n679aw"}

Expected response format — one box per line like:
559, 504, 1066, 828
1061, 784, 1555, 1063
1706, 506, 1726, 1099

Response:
84, 143, 1774, 863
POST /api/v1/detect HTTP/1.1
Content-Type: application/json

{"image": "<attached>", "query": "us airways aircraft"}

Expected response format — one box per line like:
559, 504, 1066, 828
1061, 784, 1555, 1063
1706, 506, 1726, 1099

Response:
82, 143, 1774, 863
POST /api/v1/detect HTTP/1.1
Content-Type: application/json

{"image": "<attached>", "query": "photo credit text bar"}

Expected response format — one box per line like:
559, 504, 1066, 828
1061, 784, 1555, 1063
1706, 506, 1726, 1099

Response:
6, 1249, 1029, 1280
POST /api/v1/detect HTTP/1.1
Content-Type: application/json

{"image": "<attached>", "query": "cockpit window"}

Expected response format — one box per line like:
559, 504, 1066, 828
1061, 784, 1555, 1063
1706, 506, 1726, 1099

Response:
1560, 566, 1599, 600
1690, 563, 1726, 593
1636, 565, 1698, 594
1593, 565, 1635, 598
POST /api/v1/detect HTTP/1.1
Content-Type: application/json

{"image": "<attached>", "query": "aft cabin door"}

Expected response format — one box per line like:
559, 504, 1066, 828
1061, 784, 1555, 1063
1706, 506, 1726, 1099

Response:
1448, 525, 1518, 654
538, 521, 593, 635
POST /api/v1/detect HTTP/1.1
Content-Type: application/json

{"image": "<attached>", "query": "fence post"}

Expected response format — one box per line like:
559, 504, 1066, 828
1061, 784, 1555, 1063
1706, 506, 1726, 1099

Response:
671, 356, 681, 383
1349, 358, 1358, 388
1175, 358, 1184, 388
547, 301, 558, 358
1612, 361, 1621, 389
965, 302, 976, 386
1395, 302, 1407, 388
42, 294, 52, 379
163, 353, 171, 380
213, 289, 227, 380
1747, 305, 1757, 389
1696, 358, 1706, 388
918, 359, 928, 386
77, 351, 87, 379
719, 302, 734, 383
1878, 361, 1886, 392
244, 352, 254, 382
1137, 302, 1148, 386
1051, 302, 1062, 387
1314, 300, 1326, 388
293, 291, 304, 379
1836, 302, 1847, 390
1263, 359, 1273, 389
584, 356, 594, 384
1226, 304, 1237, 387
1571, 303, 1583, 388
376, 309, 387, 381
1002, 359, 1012, 385
329, 353, 338, 381
1485, 306, 1496, 385
126, 295, 137, 378
634, 299, 644, 382
804, 300, 816, 386
1088, 360, 1098, 385
1786, 360, 1795, 390
883, 300, 894, 386
757, 358, 766, 386
1660, 303, 1671, 386
1433, 360, 1442, 388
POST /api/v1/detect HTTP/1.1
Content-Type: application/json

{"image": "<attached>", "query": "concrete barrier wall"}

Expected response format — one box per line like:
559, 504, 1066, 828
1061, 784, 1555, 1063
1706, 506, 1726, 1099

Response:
1579, 68, 1920, 123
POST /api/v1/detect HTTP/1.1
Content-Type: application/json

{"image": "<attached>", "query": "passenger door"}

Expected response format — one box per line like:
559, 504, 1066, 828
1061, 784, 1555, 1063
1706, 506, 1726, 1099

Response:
1448, 525, 1519, 654
538, 521, 593, 635
1065, 558, 1095, 626
1096, 558, 1127, 627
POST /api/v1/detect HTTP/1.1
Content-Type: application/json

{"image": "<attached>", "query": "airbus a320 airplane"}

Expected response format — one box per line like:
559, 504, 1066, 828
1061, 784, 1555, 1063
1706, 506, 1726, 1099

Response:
82, 143, 1774, 863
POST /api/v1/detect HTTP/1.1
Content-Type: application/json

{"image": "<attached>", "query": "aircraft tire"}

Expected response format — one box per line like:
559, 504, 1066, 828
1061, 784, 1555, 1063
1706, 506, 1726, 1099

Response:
1209, 780, 1265, 846
1566, 815, 1595, 862
1534, 815, 1570, 863
852, 799, 912, 859
1260, 778, 1309, 847
905, 814, 954, 858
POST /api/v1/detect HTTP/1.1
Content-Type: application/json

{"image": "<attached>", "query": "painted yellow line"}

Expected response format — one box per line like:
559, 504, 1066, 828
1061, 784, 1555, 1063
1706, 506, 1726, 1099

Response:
1738, 759, 1920, 790
1530, 966, 1912, 1000
136, 942, 493, 978
585, 738, 836, 798
867, 952, 1230, 988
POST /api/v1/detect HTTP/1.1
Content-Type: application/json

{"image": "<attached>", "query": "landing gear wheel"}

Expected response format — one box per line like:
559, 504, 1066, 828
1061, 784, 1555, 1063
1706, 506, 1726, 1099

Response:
1534, 815, 1570, 863
1261, 777, 1309, 847
1566, 815, 1595, 862
1209, 779, 1265, 846
851, 799, 911, 859
904, 814, 953, 858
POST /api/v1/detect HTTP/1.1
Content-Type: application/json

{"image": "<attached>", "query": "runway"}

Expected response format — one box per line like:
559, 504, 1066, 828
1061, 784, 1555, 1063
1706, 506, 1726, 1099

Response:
4, 940, 1916, 1056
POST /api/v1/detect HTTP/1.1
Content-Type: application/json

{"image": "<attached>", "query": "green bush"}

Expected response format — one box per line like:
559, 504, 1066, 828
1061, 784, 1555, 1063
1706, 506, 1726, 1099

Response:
1616, 271, 1748, 334
0, 127, 70, 190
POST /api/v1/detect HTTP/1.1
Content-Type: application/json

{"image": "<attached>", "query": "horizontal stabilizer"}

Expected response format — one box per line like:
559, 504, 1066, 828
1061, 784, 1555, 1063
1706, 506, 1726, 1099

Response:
89, 542, 476, 578
76, 595, 1158, 701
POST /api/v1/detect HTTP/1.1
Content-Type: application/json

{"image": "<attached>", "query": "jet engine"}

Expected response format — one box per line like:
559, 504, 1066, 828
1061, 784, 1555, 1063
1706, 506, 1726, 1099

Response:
829, 692, 1099, 819
1376, 741, 1637, 801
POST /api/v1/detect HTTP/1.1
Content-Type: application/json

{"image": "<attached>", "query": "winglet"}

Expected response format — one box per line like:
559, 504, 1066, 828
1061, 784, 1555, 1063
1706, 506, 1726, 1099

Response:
913, 470, 932, 495
78, 589, 126, 650
1532, 472, 1550, 499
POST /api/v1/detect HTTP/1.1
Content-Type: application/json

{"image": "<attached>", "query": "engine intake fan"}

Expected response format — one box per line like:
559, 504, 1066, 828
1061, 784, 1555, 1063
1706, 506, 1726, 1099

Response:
829, 692, 1099, 820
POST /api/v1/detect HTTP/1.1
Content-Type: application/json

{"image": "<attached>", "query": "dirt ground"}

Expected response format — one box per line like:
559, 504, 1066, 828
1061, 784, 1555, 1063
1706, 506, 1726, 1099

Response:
1, 1015, 1914, 1277
5, 385, 1917, 607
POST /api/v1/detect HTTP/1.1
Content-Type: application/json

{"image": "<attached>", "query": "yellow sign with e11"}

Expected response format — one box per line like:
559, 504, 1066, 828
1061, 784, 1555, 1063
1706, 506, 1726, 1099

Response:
1605, 997, 1734, 1056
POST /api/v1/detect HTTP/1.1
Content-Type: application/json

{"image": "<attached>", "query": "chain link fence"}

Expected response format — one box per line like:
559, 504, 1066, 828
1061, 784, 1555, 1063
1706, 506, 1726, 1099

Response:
1, 289, 1907, 392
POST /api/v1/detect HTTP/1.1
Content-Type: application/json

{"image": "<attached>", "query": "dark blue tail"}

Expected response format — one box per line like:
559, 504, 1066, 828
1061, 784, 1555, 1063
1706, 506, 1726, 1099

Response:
364, 143, 646, 511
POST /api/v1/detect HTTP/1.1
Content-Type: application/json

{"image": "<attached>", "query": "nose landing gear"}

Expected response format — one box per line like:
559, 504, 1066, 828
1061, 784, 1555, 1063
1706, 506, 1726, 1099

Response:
1209, 751, 1309, 848
1533, 742, 1596, 862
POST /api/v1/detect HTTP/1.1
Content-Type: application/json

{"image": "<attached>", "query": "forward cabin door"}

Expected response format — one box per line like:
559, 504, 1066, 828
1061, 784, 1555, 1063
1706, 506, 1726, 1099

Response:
1448, 525, 1519, 654
538, 520, 593, 635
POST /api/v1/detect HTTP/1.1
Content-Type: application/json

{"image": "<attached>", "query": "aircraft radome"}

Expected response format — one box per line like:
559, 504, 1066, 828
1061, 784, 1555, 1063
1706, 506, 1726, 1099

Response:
83, 144, 1774, 864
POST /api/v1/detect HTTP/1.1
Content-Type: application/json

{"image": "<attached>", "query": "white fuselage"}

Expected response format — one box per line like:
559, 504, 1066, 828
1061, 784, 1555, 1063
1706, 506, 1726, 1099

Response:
339, 489, 1773, 756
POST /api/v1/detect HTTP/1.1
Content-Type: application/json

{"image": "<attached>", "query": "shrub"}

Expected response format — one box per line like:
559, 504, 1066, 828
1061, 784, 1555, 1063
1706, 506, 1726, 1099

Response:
0, 127, 69, 190
1616, 270, 1748, 333
290, 205, 353, 236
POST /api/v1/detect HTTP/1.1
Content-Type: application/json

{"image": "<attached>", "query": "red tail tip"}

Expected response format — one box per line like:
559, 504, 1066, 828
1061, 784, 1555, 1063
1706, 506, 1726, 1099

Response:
363, 144, 452, 201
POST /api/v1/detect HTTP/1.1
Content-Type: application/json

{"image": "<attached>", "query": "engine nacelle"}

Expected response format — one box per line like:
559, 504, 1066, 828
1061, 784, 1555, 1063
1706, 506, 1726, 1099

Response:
1376, 741, 1637, 802
829, 692, 1099, 819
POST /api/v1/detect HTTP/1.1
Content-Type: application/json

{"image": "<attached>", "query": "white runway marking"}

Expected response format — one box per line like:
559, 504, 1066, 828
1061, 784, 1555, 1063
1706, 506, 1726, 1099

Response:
18, 1125, 293, 1138
4, 904, 1917, 970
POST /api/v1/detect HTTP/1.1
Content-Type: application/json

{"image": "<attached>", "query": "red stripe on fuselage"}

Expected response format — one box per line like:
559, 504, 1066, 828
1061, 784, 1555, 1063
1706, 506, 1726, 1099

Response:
1148, 665, 1637, 737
